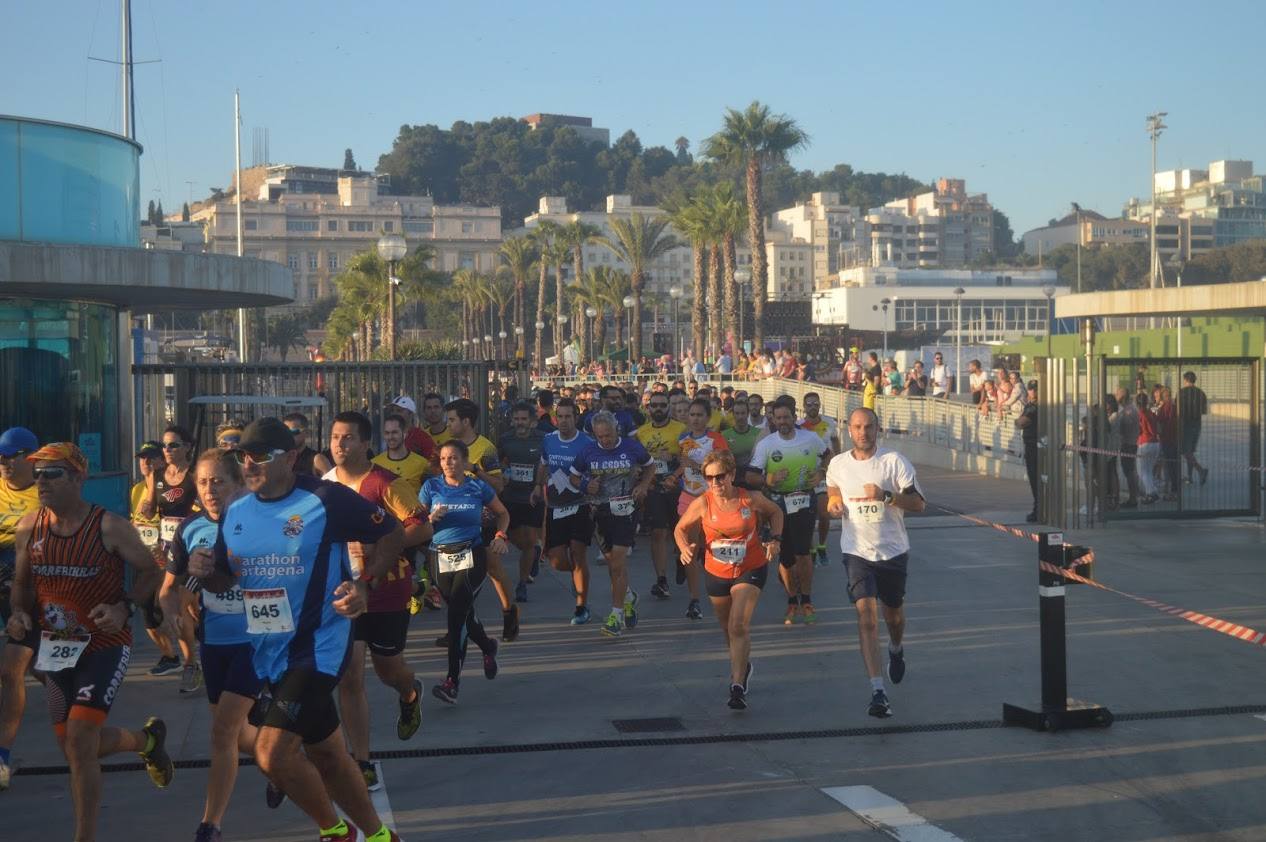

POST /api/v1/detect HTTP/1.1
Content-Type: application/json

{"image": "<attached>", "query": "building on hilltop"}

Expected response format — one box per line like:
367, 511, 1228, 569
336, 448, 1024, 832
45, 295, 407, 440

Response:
520, 113, 610, 147
1124, 159, 1265, 251
191, 164, 502, 308
811, 266, 1064, 345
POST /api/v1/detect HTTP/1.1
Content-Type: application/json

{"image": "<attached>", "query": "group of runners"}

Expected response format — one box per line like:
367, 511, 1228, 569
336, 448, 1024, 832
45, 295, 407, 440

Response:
0, 379, 926, 841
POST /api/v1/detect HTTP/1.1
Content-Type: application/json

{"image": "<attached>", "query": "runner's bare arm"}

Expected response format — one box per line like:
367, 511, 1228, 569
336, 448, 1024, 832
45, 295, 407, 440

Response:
892, 486, 926, 513
155, 571, 184, 643
4, 514, 36, 639
359, 522, 406, 583
672, 495, 705, 564
102, 511, 162, 603
485, 495, 511, 555
138, 470, 158, 518
825, 483, 846, 517
632, 462, 655, 501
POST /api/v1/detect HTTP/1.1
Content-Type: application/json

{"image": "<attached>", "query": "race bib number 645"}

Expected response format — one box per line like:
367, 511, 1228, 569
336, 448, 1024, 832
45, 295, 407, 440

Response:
243, 588, 294, 634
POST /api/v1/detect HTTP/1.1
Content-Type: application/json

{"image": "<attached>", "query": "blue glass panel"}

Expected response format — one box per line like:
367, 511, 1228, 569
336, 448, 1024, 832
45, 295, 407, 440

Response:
16, 122, 139, 247
0, 121, 18, 239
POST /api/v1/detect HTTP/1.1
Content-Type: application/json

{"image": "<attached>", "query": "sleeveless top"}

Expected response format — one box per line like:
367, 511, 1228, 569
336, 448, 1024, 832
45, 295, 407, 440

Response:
30, 505, 130, 652
701, 490, 766, 578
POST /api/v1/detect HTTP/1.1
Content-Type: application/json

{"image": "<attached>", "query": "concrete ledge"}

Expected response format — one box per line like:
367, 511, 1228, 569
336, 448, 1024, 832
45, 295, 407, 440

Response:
0, 240, 293, 311
1056, 280, 1266, 320
886, 435, 1027, 482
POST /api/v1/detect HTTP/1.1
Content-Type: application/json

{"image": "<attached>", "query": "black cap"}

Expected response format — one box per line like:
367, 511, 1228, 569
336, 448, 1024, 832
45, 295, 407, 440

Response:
237, 417, 296, 454
136, 440, 163, 459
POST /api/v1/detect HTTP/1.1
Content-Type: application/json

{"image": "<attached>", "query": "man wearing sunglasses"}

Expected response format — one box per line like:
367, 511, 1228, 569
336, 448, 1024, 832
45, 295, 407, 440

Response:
6, 443, 174, 838
0, 426, 40, 791
188, 417, 406, 842
283, 413, 331, 477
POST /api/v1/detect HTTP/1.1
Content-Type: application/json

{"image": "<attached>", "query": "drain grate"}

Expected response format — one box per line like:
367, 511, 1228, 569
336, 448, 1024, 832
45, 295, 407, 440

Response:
612, 717, 686, 733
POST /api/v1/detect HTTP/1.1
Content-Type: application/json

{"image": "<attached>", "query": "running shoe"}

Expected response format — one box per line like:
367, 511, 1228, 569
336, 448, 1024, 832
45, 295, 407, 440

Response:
408, 595, 422, 615
319, 821, 363, 841
265, 779, 286, 809
800, 602, 817, 625
814, 546, 828, 567
685, 599, 703, 620
483, 639, 499, 680
727, 684, 748, 710
742, 661, 753, 694
570, 605, 591, 625
424, 585, 443, 610
432, 678, 458, 705
887, 648, 906, 685
650, 579, 670, 600
359, 759, 381, 791
515, 581, 529, 603
601, 611, 623, 637
868, 689, 893, 719
435, 634, 450, 648
529, 544, 542, 581
502, 605, 520, 642
178, 663, 203, 695
194, 822, 222, 842
784, 604, 799, 626
623, 589, 639, 629
397, 679, 422, 740
148, 655, 182, 676
140, 716, 175, 788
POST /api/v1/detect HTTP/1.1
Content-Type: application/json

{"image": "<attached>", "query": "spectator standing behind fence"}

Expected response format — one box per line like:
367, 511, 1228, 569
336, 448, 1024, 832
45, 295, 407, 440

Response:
1153, 386, 1179, 500
1113, 387, 1140, 508
978, 381, 996, 416
842, 352, 863, 391
905, 362, 927, 397
968, 360, 985, 405
1178, 372, 1210, 486
929, 352, 950, 398
1135, 392, 1161, 505
1017, 380, 1039, 522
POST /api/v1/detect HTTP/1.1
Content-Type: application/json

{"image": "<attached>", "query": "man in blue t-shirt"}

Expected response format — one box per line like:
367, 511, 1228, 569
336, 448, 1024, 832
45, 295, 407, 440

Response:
188, 418, 405, 842
582, 385, 636, 437
539, 399, 594, 625
569, 410, 654, 638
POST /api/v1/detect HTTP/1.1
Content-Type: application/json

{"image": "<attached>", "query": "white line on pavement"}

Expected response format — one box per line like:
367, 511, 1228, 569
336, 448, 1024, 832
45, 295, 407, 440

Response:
821, 785, 964, 842
1254, 715, 1266, 723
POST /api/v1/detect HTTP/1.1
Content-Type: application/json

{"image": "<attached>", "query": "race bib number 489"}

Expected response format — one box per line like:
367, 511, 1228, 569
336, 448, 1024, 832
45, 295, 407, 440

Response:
243, 588, 294, 634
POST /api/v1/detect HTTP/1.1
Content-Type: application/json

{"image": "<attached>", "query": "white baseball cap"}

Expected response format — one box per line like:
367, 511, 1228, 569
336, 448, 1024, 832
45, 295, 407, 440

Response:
387, 395, 417, 414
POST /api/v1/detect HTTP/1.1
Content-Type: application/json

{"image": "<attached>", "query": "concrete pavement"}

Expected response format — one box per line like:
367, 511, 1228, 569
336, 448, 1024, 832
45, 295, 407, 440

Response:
4, 465, 1265, 840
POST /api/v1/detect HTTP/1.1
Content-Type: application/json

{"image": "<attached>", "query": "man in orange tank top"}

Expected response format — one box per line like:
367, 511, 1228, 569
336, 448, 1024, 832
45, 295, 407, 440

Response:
5, 443, 175, 841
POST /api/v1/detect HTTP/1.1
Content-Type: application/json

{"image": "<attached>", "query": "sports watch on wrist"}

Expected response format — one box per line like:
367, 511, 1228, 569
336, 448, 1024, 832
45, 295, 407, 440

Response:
882, 490, 894, 504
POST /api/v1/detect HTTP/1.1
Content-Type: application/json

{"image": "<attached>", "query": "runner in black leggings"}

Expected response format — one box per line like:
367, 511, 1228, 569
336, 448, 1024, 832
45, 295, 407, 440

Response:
419, 439, 511, 705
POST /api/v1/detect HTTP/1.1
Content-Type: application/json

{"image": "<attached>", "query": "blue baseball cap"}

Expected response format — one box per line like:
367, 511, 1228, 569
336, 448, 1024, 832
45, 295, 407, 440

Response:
0, 427, 39, 457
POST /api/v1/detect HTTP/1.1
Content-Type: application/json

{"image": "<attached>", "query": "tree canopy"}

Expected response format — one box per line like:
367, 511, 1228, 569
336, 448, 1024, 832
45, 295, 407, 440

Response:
376, 116, 929, 227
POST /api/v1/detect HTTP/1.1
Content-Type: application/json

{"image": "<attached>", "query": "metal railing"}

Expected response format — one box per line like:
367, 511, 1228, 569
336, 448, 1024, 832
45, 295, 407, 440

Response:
133, 361, 491, 450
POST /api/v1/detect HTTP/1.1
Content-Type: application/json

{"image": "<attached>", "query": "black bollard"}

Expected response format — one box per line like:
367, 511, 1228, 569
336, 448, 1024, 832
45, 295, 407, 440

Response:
1003, 531, 1112, 732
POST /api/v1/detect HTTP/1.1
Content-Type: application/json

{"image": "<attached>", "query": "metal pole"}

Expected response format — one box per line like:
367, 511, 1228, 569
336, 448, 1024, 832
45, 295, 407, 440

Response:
1075, 208, 1082, 294
955, 297, 962, 395
386, 260, 397, 360
121, 0, 135, 139
234, 89, 247, 363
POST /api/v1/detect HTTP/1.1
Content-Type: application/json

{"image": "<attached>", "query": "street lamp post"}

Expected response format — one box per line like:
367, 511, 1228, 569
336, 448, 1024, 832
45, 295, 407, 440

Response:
498, 330, 508, 360
1146, 111, 1167, 291
953, 287, 965, 395
669, 285, 683, 361
484, 334, 494, 361
880, 297, 891, 358
1071, 202, 1083, 293
622, 295, 634, 365
734, 269, 751, 352
376, 234, 408, 359
585, 306, 598, 363
1042, 284, 1056, 360
533, 320, 546, 371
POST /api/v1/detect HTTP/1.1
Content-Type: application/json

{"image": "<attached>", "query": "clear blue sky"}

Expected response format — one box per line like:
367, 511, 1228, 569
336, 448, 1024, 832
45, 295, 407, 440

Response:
4, 0, 1264, 236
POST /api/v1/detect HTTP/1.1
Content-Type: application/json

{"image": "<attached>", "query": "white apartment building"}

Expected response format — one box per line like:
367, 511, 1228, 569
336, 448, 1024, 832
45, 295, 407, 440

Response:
191, 165, 502, 307
811, 266, 1064, 343
767, 192, 867, 284
1124, 159, 1266, 250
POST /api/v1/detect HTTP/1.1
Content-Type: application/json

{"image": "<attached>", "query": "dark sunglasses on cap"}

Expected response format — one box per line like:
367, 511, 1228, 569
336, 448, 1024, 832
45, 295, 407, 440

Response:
231, 448, 287, 465
34, 466, 69, 480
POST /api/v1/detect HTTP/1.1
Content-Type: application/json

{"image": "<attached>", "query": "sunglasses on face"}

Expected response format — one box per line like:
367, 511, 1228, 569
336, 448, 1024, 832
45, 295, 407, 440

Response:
218, 435, 241, 446
704, 472, 730, 483
286, 427, 304, 435
231, 448, 287, 465
649, 403, 668, 409
34, 467, 68, 480
162, 442, 185, 450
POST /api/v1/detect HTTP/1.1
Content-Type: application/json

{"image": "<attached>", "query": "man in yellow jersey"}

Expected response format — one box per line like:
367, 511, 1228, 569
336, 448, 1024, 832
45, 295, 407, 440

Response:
0, 427, 41, 789
444, 398, 518, 642
420, 392, 451, 474
373, 414, 429, 495
798, 393, 841, 567
634, 394, 686, 600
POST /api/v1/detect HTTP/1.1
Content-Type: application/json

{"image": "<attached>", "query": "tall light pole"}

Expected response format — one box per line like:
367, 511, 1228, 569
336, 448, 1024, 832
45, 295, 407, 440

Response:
1042, 284, 1056, 360
498, 330, 508, 361
1071, 202, 1083, 293
880, 297, 891, 358
734, 269, 751, 353
377, 233, 408, 359
954, 287, 965, 395
514, 325, 524, 361
669, 285, 683, 361
585, 306, 598, 362
534, 320, 546, 371
557, 314, 569, 369
622, 295, 635, 365
1146, 111, 1167, 291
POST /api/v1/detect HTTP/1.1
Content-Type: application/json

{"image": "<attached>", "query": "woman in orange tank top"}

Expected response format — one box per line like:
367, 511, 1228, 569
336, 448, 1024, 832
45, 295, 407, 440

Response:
674, 449, 784, 710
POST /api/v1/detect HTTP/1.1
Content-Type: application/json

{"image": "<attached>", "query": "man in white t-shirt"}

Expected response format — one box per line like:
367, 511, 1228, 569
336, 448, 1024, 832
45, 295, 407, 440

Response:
825, 407, 925, 719
929, 351, 951, 398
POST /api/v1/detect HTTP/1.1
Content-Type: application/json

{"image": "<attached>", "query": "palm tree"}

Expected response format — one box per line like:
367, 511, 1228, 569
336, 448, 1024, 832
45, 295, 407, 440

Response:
698, 191, 724, 356
486, 269, 514, 360
450, 269, 480, 358
599, 214, 680, 361
713, 183, 748, 351
572, 267, 610, 364
596, 268, 632, 355
392, 243, 441, 334
542, 236, 572, 363
529, 221, 561, 370
668, 194, 710, 362
702, 101, 808, 352
499, 236, 537, 358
